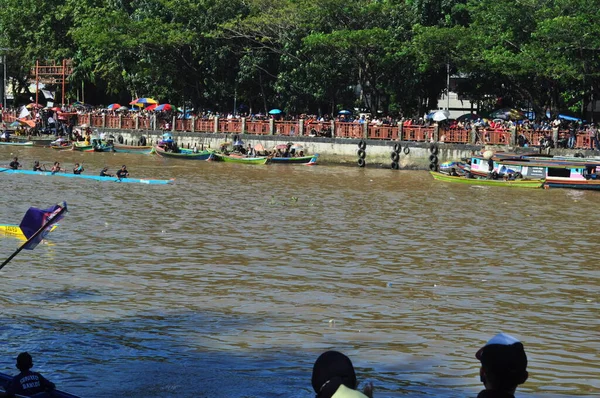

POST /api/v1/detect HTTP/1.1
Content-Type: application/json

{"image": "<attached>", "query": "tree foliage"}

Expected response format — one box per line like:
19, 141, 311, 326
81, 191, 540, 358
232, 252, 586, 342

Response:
0, 0, 598, 116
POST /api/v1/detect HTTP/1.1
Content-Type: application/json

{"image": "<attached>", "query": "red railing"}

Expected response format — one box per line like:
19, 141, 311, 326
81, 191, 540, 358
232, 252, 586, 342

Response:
403, 126, 433, 141
2, 111, 17, 122
441, 128, 469, 143
246, 120, 270, 135
195, 119, 213, 132
274, 121, 300, 136
218, 119, 242, 134
138, 117, 151, 129
335, 122, 363, 139
368, 125, 398, 140
176, 119, 192, 131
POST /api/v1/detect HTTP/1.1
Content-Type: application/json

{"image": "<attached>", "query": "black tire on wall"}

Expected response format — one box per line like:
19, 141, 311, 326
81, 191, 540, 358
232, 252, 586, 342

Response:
118, 135, 124, 144
358, 149, 366, 159
358, 158, 366, 168
393, 143, 401, 153
358, 140, 367, 150
403, 146, 410, 155
391, 152, 400, 162
391, 161, 399, 170
139, 136, 147, 146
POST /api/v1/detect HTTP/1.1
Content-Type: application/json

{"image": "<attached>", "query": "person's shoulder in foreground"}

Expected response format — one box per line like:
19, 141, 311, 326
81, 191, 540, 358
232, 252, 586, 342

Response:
312, 350, 373, 398
3, 352, 55, 397
475, 332, 528, 398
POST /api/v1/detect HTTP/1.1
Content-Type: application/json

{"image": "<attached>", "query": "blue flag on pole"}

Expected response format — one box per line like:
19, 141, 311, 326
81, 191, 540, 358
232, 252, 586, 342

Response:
18, 202, 67, 250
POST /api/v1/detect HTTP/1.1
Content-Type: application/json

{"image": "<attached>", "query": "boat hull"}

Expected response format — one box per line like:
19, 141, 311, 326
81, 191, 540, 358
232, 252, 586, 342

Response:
270, 154, 319, 165
0, 168, 174, 185
113, 144, 153, 154
0, 141, 34, 146
0, 224, 58, 240
152, 146, 213, 160
209, 153, 270, 165
429, 171, 543, 188
544, 178, 600, 190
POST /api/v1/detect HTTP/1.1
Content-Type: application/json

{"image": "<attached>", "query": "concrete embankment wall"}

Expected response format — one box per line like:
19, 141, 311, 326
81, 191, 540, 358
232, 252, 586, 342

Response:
102, 128, 488, 168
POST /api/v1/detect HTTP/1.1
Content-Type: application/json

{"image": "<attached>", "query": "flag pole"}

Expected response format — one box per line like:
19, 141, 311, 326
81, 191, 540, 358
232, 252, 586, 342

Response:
0, 205, 67, 271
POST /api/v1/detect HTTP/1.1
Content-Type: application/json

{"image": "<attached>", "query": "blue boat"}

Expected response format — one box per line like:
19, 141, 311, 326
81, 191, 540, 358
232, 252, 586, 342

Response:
0, 371, 80, 398
0, 169, 174, 185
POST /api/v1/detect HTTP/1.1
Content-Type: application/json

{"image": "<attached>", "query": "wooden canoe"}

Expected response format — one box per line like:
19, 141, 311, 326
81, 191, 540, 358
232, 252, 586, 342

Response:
0, 141, 34, 146
270, 154, 319, 165
208, 153, 270, 165
429, 171, 543, 188
113, 144, 153, 154
152, 145, 213, 160
0, 168, 174, 185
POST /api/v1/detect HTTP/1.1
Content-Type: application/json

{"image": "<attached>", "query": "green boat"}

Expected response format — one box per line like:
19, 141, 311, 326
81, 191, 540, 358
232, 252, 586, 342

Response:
429, 171, 543, 188
0, 141, 34, 146
152, 145, 213, 160
208, 153, 270, 165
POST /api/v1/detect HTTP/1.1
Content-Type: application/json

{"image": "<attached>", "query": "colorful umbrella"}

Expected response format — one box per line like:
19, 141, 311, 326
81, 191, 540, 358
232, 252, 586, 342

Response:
456, 113, 482, 121
268, 109, 283, 115
155, 104, 173, 112
17, 118, 36, 128
145, 104, 158, 111
107, 103, 122, 110
338, 110, 352, 115
131, 98, 158, 105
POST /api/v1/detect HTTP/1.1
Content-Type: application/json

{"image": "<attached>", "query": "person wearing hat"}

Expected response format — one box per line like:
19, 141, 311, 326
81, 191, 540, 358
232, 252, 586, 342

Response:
3, 352, 55, 397
476, 333, 529, 398
311, 351, 373, 398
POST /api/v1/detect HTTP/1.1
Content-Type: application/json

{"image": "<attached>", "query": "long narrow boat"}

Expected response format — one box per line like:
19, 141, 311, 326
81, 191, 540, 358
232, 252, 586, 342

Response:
113, 144, 153, 154
51, 144, 74, 151
0, 168, 174, 185
0, 224, 58, 239
429, 171, 543, 188
152, 145, 213, 160
71, 142, 93, 151
270, 154, 319, 165
208, 152, 270, 165
0, 371, 80, 398
0, 141, 34, 146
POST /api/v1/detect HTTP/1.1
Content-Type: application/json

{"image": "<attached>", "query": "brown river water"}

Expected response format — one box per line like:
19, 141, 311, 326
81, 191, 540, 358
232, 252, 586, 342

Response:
0, 146, 598, 397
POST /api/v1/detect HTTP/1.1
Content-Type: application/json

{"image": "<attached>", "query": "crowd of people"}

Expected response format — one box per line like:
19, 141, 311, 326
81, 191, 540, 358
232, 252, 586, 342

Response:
1, 333, 530, 397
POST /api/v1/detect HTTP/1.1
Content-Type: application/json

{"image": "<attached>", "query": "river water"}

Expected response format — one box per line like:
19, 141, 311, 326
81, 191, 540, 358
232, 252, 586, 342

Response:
0, 147, 598, 397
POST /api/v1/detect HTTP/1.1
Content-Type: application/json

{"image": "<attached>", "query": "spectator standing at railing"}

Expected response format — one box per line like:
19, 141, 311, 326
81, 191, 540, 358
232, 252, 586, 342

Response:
589, 124, 599, 150
568, 123, 577, 149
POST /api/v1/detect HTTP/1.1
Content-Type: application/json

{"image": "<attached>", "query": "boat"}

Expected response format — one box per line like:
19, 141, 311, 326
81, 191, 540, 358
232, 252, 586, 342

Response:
0, 371, 80, 398
544, 163, 600, 190
113, 144, 153, 154
0, 168, 174, 185
152, 145, 213, 160
270, 154, 319, 165
51, 144, 74, 151
71, 142, 92, 151
429, 171, 543, 188
0, 224, 58, 240
208, 152, 270, 165
0, 141, 34, 146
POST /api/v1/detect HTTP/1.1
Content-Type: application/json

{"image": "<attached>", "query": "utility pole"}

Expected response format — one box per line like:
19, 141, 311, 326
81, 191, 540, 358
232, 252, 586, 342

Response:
446, 62, 450, 111
0, 48, 9, 109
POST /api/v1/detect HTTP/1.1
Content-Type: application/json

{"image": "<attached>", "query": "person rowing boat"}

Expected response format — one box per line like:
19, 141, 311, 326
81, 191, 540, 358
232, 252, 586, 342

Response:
73, 163, 84, 175
33, 161, 46, 172
99, 167, 113, 177
116, 165, 129, 179
51, 162, 62, 175
9, 157, 21, 170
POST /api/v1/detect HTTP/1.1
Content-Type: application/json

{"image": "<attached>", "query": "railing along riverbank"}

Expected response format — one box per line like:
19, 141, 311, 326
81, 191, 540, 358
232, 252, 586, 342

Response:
1, 111, 594, 149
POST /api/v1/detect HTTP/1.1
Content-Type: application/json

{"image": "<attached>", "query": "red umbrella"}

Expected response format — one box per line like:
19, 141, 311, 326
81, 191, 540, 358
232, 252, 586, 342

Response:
155, 104, 173, 112
145, 104, 158, 111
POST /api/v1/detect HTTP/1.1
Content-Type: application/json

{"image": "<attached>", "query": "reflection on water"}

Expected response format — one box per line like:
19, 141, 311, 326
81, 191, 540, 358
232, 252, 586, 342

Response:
0, 147, 598, 397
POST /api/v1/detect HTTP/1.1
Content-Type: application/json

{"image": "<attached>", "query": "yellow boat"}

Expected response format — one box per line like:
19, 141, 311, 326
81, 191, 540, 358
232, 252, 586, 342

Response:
0, 224, 58, 240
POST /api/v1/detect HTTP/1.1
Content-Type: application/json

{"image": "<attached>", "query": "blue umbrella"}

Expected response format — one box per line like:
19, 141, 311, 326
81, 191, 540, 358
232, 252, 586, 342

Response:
558, 114, 582, 122
268, 109, 283, 115
338, 110, 352, 115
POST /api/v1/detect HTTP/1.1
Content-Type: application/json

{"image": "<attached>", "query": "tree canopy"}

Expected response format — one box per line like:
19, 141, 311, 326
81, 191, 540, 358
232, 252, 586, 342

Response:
0, 0, 598, 117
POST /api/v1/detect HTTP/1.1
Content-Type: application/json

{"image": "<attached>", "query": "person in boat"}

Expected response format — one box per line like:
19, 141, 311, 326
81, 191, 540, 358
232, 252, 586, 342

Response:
116, 165, 129, 179
475, 333, 528, 398
32, 161, 46, 172
99, 167, 113, 177
298, 150, 305, 157
9, 157, 21, 170
73, 163, 84, 175
50, 162, 62, 174
449, 167, 459, 177
311, 351, 373, 398
3, 352, 56, 397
